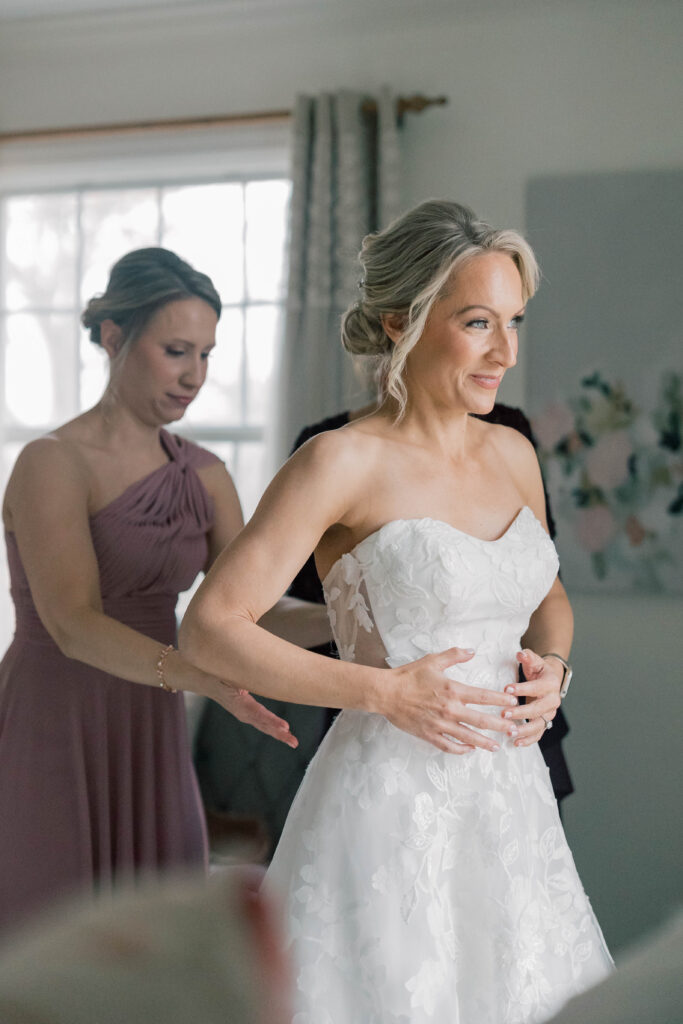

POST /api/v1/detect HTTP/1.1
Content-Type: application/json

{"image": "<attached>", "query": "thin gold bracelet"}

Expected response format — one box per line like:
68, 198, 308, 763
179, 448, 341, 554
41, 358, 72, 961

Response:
156, 643, 177, 693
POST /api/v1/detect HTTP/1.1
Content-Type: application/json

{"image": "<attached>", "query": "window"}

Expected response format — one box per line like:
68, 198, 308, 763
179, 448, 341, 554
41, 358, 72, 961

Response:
0, 153, 291, 650
1, 175, 290, 509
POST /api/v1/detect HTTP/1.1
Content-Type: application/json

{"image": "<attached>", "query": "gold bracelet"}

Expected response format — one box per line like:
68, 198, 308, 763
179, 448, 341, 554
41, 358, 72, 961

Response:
156, 643, 177, 693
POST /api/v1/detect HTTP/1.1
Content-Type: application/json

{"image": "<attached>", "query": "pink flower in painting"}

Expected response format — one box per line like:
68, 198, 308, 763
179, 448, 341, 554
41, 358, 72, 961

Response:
532, 403, 575, 451
567, 431, 583, 454
585, 430, 632, 490
575, 505, 617, 553
625, 515, 647, 547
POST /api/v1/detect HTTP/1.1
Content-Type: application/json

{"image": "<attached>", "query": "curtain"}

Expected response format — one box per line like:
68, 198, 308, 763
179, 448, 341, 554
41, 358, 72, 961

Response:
275, 88, 401, 463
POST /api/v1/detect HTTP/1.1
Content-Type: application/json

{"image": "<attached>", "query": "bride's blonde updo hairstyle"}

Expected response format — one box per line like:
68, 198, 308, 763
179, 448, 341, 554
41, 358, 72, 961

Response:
341, 199, 539, 417
81, 247, 222, 355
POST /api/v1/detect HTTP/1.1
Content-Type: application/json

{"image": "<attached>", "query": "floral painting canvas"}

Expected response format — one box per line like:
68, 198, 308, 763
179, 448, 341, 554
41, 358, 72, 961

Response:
526, 170, 683, 594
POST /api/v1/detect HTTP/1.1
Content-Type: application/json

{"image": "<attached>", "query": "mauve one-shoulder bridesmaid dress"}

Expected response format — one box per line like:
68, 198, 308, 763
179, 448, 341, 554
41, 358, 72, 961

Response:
0, 430, 217, 935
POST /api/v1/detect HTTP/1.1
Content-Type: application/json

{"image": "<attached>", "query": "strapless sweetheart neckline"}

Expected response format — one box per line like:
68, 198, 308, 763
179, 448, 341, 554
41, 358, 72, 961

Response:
321, 505, 534, 588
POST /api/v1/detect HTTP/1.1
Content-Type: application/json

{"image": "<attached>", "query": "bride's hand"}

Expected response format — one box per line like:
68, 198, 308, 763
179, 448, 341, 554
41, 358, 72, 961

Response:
214, 681, 299, 749
500, 648, 563, 747
384, 648, 519, 754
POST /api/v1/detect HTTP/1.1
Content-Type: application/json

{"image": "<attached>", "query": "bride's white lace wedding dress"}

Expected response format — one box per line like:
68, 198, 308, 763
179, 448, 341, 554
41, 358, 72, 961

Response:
265, 508, 613, 1023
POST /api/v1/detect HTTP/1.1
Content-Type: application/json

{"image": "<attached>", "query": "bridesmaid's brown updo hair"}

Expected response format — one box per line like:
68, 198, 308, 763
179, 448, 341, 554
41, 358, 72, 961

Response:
81, 247, 222, 351
341, 199, 539, 417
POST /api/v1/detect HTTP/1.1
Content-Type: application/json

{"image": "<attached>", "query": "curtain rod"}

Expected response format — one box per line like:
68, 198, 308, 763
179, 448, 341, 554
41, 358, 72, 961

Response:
0, 94, 448, 145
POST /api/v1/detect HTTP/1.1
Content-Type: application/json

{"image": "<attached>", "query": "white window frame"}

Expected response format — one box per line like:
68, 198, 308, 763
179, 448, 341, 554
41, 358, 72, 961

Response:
0, 122, 291, 453
1, 172, 286, 440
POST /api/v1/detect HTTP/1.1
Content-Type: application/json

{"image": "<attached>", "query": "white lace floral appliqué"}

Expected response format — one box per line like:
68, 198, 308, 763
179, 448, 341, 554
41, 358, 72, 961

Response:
267, 512, 612, 1024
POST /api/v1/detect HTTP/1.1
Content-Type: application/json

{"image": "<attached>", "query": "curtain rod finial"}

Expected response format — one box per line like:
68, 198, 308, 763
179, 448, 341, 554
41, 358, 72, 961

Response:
397, 94, 449, 117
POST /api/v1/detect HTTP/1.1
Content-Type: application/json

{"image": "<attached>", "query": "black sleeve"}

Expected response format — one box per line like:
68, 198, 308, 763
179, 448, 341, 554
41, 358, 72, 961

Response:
478, 404, 557, 542
511, 407, 557, 542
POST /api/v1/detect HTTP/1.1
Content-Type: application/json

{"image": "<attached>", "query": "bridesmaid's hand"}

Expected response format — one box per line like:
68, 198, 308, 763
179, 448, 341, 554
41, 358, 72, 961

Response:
384, 648, 519, 755
215, 682, 299, 748
501, 648, 563, 747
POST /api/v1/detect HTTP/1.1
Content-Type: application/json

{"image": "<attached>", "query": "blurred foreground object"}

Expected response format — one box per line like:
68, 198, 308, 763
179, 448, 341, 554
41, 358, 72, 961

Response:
546, 909, 683, 1024
0, 868, 290, 1024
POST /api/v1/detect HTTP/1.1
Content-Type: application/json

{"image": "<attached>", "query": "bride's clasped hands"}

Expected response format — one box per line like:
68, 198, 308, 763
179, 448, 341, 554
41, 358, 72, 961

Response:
499, 647, 564, 747
382, 645, 519, 754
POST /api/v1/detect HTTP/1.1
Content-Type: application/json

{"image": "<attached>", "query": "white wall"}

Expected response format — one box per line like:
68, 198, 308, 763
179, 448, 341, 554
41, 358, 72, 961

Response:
1, 0, 681, 953
3, 0, 682, 405
565, 595, 683, 953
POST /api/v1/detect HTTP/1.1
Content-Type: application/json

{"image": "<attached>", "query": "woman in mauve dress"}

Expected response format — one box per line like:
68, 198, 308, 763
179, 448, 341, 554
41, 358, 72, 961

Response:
0, 247, 327, 937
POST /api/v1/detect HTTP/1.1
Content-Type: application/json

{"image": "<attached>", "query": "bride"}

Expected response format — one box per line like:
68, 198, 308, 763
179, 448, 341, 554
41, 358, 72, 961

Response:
180, 199, 613, 1022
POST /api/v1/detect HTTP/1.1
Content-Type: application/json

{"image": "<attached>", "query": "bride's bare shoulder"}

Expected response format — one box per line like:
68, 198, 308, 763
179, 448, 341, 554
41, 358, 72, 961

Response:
291, 420, 387, 478
475, 417, 544, 507
475, 416, 537, 465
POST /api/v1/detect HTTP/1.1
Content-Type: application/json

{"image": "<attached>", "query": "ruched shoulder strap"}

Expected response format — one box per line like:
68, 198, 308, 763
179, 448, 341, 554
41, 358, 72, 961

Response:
160, 430, 221, 471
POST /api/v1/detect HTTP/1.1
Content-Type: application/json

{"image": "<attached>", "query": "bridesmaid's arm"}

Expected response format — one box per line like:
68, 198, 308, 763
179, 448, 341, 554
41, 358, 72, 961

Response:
199, 459, 245, 570
4, 439, 295, 746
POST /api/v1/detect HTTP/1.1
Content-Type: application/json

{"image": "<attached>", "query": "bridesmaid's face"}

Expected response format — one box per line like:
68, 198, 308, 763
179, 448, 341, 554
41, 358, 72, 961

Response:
406, 252, 525, 416
112, 297, 217, 425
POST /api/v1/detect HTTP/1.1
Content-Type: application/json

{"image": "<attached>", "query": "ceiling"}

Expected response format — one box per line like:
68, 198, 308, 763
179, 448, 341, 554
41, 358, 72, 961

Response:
0, 0, 286, 19
0, 0, 632, 22
0, 0, 351, 18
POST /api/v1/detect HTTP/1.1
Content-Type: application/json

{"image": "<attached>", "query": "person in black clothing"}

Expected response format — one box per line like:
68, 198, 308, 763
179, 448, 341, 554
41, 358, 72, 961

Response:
287, 401, 573, 807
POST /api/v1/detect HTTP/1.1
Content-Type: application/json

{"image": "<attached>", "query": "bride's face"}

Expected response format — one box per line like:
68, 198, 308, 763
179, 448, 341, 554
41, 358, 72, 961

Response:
405, 251, 525, 415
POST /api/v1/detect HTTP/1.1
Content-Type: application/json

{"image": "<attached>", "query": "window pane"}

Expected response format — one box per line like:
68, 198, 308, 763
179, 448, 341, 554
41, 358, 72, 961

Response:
177, 439, 266, 519
3, 193, 77, 311
245, 180, 290, 301
0, 441, 21, 487
0, 442, 21, 651
4, 313, 77, 427
177, 438, 245, 515
161, 183, 244, 304
175, 574, 203, 627
232, 441, 268, 518
183, 307, 243, 426
245, 304, 280, 426
193, 440, 237, 476
79, 328, 108, 410
80, 189, 159, 304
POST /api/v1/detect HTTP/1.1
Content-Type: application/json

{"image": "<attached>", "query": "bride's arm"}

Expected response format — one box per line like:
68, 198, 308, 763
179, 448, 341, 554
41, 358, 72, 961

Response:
179, 431, 516, 754
200, 460, 331, 651
181, 432, 387, 710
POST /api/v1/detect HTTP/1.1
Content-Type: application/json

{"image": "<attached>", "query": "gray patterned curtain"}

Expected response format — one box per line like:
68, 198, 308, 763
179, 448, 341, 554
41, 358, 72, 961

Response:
275, 88, 401, 462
